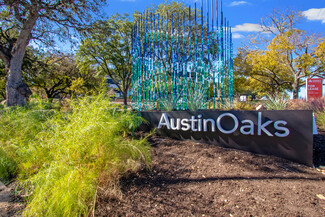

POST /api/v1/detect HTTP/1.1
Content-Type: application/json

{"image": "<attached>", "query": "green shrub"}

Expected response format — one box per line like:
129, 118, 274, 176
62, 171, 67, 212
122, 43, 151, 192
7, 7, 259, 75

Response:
0, 148, 18, 182
0, 102, 58, 181
315, 112, 325, 132
233, 100, 256, 110
187, 87, 205, 111
161, 95, 180, 111
220, 98, 234, 110
263, 94, 289, 110
0, 94, 151, 216
144, 103, 156, 111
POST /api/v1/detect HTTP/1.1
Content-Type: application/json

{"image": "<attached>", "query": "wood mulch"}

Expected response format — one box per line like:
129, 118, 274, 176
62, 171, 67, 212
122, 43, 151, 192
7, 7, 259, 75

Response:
96, 133, 325, 216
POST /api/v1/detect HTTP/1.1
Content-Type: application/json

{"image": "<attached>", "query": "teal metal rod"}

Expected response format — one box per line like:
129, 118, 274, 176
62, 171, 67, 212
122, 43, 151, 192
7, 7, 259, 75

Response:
130, 0, 233, 111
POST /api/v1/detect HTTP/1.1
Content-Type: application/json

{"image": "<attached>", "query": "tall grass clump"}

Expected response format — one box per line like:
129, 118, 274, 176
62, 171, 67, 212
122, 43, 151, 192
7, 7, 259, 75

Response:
263, 94, 289, 110
287, 99, 310, 110
315, 112, 325, 132
0, 94, 151, 216
310, 97, 325, 131
0, 100, 59, 182
187, 85, 205, 111
161, 95, 180, 111
220, 98, 234, 110
308, 97, 325, 113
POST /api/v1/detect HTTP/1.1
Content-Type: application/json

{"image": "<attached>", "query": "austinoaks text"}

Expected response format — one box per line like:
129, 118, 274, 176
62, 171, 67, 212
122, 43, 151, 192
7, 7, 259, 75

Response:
157, 112, 290, 137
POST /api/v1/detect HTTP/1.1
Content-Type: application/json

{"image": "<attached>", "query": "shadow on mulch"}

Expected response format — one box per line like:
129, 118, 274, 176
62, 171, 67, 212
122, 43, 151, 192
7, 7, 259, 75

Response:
313, 134, 325, 167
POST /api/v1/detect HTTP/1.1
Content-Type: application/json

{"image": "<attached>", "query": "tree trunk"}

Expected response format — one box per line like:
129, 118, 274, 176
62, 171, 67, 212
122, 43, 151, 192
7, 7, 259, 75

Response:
5, 14, 38, 106
6, 54, 27, 106
123, 92, 128, 106
45, 89, 53, 102
292, 79, 299, 99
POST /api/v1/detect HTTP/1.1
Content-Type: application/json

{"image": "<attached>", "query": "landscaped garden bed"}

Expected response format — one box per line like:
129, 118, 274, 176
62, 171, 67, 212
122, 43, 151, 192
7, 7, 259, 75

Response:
95, 133, 325, 216
1, 97, 325, 216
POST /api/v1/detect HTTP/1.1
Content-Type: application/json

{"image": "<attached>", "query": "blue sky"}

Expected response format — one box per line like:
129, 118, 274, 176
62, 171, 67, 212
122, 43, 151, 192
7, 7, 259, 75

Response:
104, 0, 325, 51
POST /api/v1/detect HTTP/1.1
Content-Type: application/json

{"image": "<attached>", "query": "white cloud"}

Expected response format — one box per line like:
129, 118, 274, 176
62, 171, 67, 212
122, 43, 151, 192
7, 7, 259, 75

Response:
302, 8, 325, 24
232, 33, 244, 39
232, 23, 264, 32
229, 1, 249, 7
232, 23, 277, 34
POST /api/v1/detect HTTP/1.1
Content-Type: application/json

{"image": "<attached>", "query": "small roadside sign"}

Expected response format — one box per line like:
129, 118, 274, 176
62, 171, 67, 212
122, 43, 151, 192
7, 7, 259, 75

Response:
306, 78, 323, 100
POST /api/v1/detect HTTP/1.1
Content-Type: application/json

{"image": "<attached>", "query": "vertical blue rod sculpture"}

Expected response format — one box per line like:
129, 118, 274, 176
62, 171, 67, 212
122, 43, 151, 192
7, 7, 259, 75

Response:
182, 11, 187, 110
176, 13, 180, 110
207, 0, 210, 109
165, 12, 169, 100
187, 6, 192, 110
131, 0, 233, 111
170, 14, 174, 101
201, 0, 205, 109
212, 0, 216, 109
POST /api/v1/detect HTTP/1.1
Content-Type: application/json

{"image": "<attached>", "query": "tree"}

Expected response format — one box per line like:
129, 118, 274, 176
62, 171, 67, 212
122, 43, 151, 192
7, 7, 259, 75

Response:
22, 49, 102, 100
238, 9, 325, 98
23, 50, 95, 100
0, 0, 105, 106
233, 48, 254, 97
316, 40, 325, 75
233, 48, 283, 98
77, 14, 133, 105
0, 59, 5, 100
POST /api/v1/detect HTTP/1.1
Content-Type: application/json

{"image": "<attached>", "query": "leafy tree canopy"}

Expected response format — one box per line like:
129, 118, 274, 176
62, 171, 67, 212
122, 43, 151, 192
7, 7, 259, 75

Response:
0, 0, 106, 106
77, 13, 133, 105
234, 9, 324, 98
23, 49, 102, 100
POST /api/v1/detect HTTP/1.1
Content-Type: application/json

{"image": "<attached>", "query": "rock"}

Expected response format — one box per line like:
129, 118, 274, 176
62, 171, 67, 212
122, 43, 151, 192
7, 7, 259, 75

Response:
0, 181, 11, 215
256, 104, 264, 111
316, 194, 325, 200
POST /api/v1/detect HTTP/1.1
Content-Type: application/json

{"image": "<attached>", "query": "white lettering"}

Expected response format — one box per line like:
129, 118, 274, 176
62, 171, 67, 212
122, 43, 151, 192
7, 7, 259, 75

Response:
190, 116, 198, 131
181, 118, 191, 131
258, 112, 273, 136
240, 120, 254, 135
170, 118, 181, 130
157, 113, 290, 138
198, 115, 203, 131
203, 119, 216, 132
158, 113, 170, 129
274, 121, 290, 137
217, 113, 239, 134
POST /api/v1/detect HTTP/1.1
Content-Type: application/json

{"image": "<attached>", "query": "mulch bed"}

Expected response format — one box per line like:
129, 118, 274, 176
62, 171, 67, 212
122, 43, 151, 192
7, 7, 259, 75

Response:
96, 132, 325, 216
2, 133, 324, 216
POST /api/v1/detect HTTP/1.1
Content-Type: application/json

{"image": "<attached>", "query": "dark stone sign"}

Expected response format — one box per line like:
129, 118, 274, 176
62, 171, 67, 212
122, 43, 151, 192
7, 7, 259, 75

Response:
140, 110, 313, 166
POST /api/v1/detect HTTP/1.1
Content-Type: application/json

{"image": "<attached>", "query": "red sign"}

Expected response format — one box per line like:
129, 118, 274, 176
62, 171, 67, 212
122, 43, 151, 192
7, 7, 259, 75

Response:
306, 78, 323, 100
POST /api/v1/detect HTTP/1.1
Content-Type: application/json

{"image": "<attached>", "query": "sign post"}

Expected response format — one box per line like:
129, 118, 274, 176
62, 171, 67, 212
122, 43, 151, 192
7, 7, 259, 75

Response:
306, 78, 323, 100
